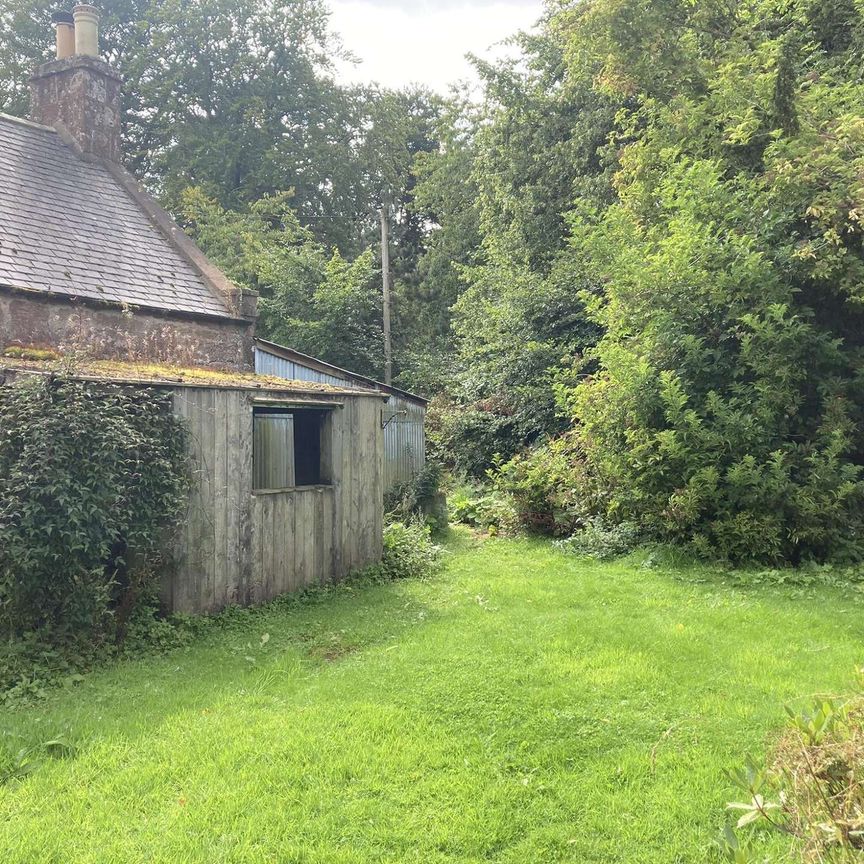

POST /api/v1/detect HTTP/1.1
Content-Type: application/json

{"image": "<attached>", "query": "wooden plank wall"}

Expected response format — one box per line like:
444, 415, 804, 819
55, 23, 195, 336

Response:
169, 387, 383, 614
337, 395, 384, 576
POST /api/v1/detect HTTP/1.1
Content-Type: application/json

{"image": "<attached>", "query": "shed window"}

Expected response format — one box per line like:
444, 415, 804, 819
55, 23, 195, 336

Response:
253, 407, 332, 490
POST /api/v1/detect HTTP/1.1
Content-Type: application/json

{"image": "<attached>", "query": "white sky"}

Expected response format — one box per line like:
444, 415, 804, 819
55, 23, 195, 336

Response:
328, 0, 545, 93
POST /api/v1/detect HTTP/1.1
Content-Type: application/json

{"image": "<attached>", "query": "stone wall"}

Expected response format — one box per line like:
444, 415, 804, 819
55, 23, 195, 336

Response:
0, 289, 255, 370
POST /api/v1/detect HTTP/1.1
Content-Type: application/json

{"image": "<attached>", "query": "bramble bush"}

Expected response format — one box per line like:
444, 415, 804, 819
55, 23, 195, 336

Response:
0, 377, 189, 648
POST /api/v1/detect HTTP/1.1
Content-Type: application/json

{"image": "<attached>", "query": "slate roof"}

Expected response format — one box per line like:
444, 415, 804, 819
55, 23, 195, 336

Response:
0, 114, 234, 319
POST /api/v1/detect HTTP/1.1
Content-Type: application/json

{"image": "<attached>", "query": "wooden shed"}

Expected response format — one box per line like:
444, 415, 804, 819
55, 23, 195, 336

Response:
255, 339, 428, 491
1, 361, 386, 615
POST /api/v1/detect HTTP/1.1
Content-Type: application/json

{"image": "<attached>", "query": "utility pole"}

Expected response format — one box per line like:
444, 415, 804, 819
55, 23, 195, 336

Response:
380, 205, 393, 385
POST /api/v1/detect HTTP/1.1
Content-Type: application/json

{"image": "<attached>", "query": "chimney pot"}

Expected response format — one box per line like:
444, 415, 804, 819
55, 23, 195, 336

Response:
51, 12, 75, 60
72, 4, 100, 58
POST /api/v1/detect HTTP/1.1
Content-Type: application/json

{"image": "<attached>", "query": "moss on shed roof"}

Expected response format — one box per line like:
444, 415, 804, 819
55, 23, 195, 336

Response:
0, 355, 368, 395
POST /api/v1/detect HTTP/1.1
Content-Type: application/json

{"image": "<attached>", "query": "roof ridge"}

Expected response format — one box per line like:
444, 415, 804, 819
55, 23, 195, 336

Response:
254, 338, 430, 405
0, 112, 57, 134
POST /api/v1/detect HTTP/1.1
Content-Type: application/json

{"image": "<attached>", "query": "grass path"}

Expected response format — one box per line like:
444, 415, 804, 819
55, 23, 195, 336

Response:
1, 535, 863, 862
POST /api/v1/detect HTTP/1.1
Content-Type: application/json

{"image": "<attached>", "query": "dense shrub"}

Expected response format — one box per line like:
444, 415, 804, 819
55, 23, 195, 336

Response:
385, 460, 448, 535
556, 1, 864, 566
0, 377, 189, 646
571, 184, 864, 564
379, 521, 443, 582
491, 431, 610, 537
427, 397, 527, 479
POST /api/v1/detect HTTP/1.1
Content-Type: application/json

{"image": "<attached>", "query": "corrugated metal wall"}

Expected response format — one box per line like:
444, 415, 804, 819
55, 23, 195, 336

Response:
252, 412, 295, 490
383, 395, 426, 490
255, 346, 426, 490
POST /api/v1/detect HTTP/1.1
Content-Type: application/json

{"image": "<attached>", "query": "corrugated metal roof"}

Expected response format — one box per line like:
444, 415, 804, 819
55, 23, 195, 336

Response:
255, 339, 429, 406
0, 114, 235, 319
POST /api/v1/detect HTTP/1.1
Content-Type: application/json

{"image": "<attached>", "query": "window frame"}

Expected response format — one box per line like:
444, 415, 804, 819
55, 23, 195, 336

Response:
251, 400, 339, 494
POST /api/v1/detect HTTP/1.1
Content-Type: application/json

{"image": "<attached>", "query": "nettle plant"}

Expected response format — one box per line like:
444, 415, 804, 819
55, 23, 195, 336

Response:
0, 376, 189, 646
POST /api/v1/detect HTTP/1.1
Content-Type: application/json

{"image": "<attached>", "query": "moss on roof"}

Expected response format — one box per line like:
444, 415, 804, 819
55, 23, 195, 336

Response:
0, 356, 364, 395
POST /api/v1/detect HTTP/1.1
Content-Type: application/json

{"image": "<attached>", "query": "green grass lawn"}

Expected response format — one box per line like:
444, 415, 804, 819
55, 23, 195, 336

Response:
1, 534, 863, 863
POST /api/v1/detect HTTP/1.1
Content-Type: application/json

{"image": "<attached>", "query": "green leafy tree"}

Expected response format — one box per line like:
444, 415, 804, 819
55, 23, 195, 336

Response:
559, 0, 864, 562
429, 22, 619, 473
181, 189, 383, 377
403, 90, 483, 394
350, 86, 447, 385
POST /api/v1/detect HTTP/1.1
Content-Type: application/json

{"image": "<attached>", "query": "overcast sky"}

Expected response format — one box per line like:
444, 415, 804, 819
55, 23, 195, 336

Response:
328, 0, 545, 93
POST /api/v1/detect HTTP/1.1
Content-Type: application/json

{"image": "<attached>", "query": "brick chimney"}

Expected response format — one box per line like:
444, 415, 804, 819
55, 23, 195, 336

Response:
30, 5, 122, 162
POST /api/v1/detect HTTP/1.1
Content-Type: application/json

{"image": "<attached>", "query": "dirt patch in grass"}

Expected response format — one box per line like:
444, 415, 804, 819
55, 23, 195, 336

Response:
302, 632, 361, 663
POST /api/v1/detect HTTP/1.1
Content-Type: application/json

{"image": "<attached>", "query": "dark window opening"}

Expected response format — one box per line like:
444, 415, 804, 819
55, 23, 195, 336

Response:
292, 409, 324, 486
253, 407, 332, 491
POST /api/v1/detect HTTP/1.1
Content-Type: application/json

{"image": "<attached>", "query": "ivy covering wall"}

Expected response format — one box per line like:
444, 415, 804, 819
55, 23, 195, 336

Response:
0, 377, 189, 645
